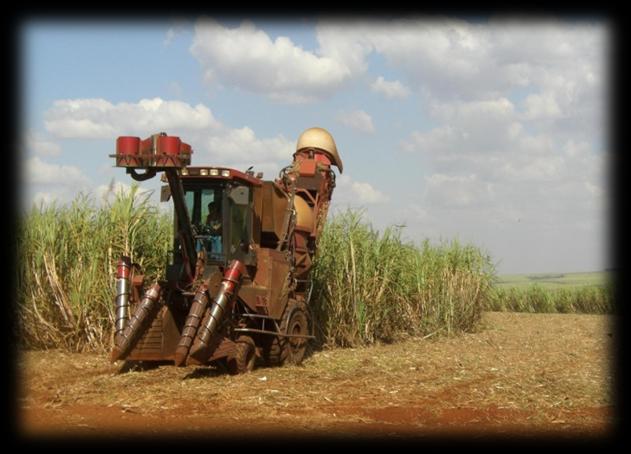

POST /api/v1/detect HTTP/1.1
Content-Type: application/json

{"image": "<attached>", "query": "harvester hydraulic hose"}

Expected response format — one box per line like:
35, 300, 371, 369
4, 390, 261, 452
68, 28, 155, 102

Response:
110, 283, 162, 362
174, 284, 210, 366
187, 260, 245, 364
114, 256, 132, 342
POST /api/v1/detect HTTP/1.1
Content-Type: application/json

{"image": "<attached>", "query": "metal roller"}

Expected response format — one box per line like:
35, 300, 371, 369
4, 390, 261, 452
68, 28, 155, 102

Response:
113, 256, 132, 343
110, 283, 162, 362
174, 284, 210, 366
187, 260, 245, 364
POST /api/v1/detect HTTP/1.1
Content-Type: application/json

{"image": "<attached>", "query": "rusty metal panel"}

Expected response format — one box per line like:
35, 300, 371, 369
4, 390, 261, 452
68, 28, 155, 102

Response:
261, 182, 275, 234
248, 248, 290, 319
260, 181, 289, 241
238, 284, 270, 314
296, 173, 323, 191
128, 306, 164, 360
252, 186, 262, 244
297, 159, 317, 177
127, 305, 183, 361
160, 305, 183, 359
267, 249, 291, 320
253, 247, 272, 287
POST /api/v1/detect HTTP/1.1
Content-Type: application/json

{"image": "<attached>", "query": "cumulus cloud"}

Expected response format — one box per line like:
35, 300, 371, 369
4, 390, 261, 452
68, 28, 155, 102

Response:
190, 18, 353, 103
44, 98, 220, 138
186, 17, 605, 129
42, 96, 296, 178
322, 19, 603, 97
333, 174, 389, 207
425, 173, 495, 209
523, 91, 565, 122
398, 64, 607, 270
314, 19, 497, 99
24, 156, 91, 187
22, 156, 93, 208
26, 130, 62, 157
203, 127, 294, 176
336, 109, 375, 134
370, 76, 410, 99
164, 19, 190, 46
401, 92, 600, 186
314, 19, 605, 146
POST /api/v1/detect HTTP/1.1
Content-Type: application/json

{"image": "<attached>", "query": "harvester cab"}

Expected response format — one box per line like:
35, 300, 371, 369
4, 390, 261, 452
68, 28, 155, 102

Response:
109, 129, 342, 374
161, 166, 260, 283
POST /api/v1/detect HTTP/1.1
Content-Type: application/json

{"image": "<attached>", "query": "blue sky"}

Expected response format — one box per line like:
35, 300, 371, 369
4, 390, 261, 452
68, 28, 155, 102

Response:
20, 16, 610, 275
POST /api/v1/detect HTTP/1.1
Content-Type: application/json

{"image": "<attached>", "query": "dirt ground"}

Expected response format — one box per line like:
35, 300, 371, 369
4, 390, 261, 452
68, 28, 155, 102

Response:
16, 312, 616, 440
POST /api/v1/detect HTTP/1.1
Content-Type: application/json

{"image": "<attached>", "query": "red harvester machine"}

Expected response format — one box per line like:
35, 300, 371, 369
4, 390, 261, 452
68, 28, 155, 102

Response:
109, 128, 342, 373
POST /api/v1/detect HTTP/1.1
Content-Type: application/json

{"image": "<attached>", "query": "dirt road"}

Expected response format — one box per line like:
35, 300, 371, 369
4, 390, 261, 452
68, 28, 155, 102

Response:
16, 312, 615, 440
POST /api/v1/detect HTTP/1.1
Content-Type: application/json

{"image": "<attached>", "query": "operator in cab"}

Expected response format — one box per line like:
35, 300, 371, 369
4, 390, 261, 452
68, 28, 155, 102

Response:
206, 201, 222, 257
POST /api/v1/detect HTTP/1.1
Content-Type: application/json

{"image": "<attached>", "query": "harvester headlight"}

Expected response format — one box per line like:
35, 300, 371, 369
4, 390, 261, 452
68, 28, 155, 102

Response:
200, 168, 209, 176
221, 169, 230, 177
181, 168, 188, 176
209, 168, 220, 176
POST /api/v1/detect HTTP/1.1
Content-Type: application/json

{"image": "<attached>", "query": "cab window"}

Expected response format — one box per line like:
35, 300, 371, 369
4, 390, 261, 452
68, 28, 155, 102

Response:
228, 185, 251, 257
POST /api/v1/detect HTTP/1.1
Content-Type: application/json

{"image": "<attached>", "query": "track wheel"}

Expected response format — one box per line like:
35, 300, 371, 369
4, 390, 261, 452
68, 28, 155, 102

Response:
285, 300, 310, 365
263, 299, 310, 367
227, 336, 256, 375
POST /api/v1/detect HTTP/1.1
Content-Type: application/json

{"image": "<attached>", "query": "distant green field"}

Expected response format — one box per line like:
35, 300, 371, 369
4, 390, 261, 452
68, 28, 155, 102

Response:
489, 271, 614, 314
495, 271, 612, 290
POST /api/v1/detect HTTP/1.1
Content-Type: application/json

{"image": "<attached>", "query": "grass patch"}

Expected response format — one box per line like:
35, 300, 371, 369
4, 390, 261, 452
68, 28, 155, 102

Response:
310, 210, 495, 348
495, 271, 612, 290
488, 284, 614, 314
16, 185, 172, 352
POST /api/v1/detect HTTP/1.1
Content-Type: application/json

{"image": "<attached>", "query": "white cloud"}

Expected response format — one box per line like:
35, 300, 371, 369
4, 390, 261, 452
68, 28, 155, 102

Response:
164, 19, 191, 46
425, 173, 495, 209
26, 130, 62, 157
316, 19, 605, 138
22, 157, 93, 209
45, 98, 220, 138
333, 174, 389, 207
401, 94, 592, 185
203, 127, 294, 176
336, 109, 375, 134
190, 18, 353, 103
350, 180, 389, 204
43, 95, 298, 178
370, 76, 410, 99
314, 19, 496, 99
398, 68, 607, 270
523, 91, 563, 120
24, 156, 91, 187
186, 17, 605, 125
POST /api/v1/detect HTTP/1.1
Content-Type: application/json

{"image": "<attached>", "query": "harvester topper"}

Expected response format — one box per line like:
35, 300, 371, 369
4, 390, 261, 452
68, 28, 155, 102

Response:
109, 128, 342, 373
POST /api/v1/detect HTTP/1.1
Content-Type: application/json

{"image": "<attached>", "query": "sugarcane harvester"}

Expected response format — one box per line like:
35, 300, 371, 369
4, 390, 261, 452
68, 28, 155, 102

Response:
109, 128, 342, 374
